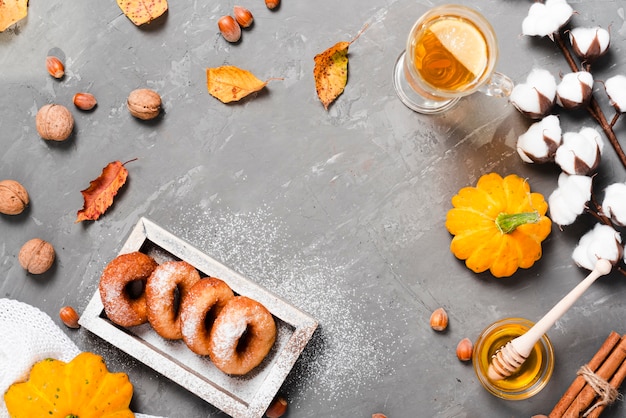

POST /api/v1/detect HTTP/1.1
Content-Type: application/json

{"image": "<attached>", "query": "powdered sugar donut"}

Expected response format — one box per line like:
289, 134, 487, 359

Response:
99, 252, 158, 327
146, 260, 201, 340
208, 296, 276, 375
180, 277, 235, 355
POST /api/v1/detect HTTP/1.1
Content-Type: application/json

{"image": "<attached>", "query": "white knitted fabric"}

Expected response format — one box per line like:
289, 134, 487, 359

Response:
0, 298, 164, 418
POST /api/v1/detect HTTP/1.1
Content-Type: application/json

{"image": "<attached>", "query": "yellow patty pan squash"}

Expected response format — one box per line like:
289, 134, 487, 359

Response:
445, 173, 552, 278
4, 352, 134, 418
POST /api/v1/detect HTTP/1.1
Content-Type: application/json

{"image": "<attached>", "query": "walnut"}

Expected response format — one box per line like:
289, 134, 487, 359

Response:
18, 238, 55, 274
36, 104, 74, 141
0, 180, 29, 215
127, 88, 162, 120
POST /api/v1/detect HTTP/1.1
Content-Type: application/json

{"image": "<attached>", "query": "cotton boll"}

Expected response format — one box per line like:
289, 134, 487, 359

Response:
556, 72, 593, 110
522, 0, 574, 37
569, 27, 610, 61
549, 188, 580, 226
604, 75, 626, 113
516, 115, 562, 163
548, 172, 592, 226
510, 69, 557, 119
572, 224, 622, 271
557, 172, 593, 208
602, 182, 626, 226
555, 128, 603, 175
580, 127, 604, 155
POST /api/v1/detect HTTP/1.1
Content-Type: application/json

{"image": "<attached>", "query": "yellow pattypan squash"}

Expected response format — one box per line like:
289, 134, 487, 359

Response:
445, 173, 552, 278
4, 352, 134, 418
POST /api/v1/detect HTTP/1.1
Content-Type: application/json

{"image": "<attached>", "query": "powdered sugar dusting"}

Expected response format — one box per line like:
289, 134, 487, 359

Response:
210, 316, 247, 361
172, 204, 400, 408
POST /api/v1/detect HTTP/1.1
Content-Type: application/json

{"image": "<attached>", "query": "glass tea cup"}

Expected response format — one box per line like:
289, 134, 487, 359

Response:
393, 4, 513, 114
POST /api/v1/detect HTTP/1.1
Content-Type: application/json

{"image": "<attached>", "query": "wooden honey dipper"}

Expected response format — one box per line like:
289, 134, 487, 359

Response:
488, 258, 613, 381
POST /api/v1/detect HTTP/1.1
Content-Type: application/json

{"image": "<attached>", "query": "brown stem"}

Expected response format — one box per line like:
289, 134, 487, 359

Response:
586, 193, 612, 226
553, 32, 626, 169
554, 31, 580, 72
610, 112, 620, 128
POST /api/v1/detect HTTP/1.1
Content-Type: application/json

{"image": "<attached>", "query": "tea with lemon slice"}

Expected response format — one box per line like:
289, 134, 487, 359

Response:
412, 16, 490, 93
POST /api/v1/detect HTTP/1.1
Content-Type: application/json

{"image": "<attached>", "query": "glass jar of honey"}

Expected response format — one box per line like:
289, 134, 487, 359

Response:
473, 317, 555, 400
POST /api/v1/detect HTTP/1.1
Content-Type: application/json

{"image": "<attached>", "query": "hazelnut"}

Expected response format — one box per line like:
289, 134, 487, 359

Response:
59, 306, 80, 328
233, 6, 253, 28
0, 179, 29, 215
218, 15, 241, 43
265, 0, 280, 10
73, 92, 97, 111
372, 414, 388, 418
429, 307, 448, 331
456, 337, 473, 362
18, 238, 55, 275
265, 396, 287, 418
46, 56, 65, 79
36, 104, 74, 141
127, 88, 162, 120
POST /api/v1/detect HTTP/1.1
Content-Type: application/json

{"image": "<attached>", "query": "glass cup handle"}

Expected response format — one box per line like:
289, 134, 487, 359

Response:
479, 72, 514, 98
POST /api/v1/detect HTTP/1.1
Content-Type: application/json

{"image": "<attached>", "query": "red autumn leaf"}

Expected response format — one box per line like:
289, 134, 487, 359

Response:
76, 160, 132, 223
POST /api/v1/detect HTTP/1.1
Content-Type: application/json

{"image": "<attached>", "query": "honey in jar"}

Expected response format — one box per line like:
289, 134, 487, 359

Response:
473, 318, 554, 400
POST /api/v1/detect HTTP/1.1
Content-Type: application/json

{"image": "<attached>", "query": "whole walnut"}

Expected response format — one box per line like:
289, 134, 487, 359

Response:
18, 238, 55, 274
0, 180, 29, 215
36, 104, 74, 141
127, 88, 162, 120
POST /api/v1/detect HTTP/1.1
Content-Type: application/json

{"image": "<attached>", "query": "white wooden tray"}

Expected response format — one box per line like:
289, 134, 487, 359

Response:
80, 217, 318, 418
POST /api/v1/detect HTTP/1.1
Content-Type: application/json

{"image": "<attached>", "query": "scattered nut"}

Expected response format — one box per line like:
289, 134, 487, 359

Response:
18, 238, 55, 275
59, 306, 80, 328
46, 56, 65, 79
0, 180, 29, 215
127, 88, 162, 120
73, 92, 97, 111
218, 15, 241, 43
372, 414, 388, 418
265, 396, 287, 418
265, 0, 280, 10
35, 104, 74, 141
429, 307, 448, 332
233, 6, 254, 28
456, 337, 473, 362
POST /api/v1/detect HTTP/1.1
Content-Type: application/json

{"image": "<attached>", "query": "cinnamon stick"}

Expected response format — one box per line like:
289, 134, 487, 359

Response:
585, 357, 626, 418
562, 335, 626, 417
549, 331, 621, 417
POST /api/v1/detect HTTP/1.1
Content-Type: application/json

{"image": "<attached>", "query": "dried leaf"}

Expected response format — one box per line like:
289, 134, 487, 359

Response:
314, 41, 350, 110
117, 0, 168, 26
76, 161, 131, 223
313, 26, 367, 110
0, 0, 28, 32
206, 65, 268, 103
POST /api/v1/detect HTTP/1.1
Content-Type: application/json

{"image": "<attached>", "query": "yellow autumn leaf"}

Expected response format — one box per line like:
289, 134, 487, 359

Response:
313, 25, 367, 110
117, 0, 168, 26
0, 0, 28, 32
206, 65, 268, 103
313, 42, 351, 110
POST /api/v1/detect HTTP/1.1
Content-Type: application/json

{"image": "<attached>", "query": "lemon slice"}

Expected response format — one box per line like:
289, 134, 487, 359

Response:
429, 18, 488, 78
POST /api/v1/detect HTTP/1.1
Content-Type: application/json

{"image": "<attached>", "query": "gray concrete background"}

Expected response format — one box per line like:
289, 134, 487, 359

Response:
2, 0, 626, 416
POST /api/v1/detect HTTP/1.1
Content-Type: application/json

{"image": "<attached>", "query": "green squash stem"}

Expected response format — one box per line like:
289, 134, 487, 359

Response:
495, 211, 540, 234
